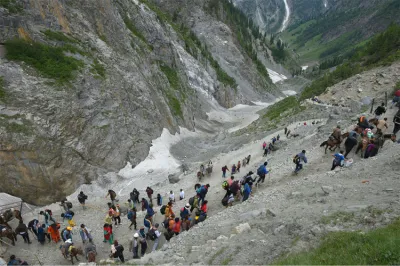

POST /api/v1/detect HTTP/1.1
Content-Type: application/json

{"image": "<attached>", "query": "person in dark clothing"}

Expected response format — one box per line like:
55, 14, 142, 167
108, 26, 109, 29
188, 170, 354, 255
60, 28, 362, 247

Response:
106, 190, 117, 205
344, 133, 358, 158
294, 150, 307, 173
78, 191, 88, 210
112, 240, 125, 262
374, 103, 386, 119
393, 109, 400, 135
156, 194, 162, 206
141, 198, 149, 212
37, 224, 46, 244
27, 219, 39, 237
128, 207, 137, 230
15, 220, 31, 244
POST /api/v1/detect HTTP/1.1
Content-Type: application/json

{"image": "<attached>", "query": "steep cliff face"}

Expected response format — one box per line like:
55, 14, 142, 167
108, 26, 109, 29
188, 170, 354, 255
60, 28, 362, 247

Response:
0, 0, 279, 204
232, 0, 285, 33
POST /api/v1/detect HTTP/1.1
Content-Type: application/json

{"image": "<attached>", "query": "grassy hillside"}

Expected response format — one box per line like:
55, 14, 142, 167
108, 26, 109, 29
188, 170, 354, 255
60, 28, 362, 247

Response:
281, 0, 400, 64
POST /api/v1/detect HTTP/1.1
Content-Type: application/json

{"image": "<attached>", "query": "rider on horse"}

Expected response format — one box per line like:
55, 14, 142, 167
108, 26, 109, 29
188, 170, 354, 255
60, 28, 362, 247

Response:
331, 125, 342, 142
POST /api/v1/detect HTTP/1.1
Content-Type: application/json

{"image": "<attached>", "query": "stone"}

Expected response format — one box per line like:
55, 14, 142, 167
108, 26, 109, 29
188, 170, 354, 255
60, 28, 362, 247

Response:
291, 191, 303, 197
357, 88, 363, 93
216, 235, 228, 242
383, 188, 394, 192
168, 173, 180, 184
147, 169, 154, 173
274, 224, 286, 235
321, 186, 333, 194
235, 223, 251, 234
266, 209, 276, 217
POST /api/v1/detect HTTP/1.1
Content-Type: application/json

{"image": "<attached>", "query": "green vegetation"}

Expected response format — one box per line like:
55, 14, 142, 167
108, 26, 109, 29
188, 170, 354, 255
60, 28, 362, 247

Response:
165, 91, 183, 118
263, 96, 305, 121
0, 77, 5, 101
0, 0, 23, 13
320, 211, 355, 225
4, 122, 31, 135
160, 64, 180, 90
275, 219, 400, 265
300, 23, 400, 101
221, 257, 232, 265
139, 0, 237, 88
99, 34, 107, 43
208, 247, 227, 264
5, 39, 84, 83
90, 59, 106, 79
208, 0, 273, 84
43, 30, 77, 43
123, 16, 148, 45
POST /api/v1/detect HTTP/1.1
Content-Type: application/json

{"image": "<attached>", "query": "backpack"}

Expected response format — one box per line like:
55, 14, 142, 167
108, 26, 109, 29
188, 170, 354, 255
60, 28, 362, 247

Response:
66, 202, 73, 209
221, 167, 225, 171
222, 181, 228, 189
127, 211, 133, 220
45, 209, 53, 216
293, 155, 300, 164
188, 196, 194, 206
160, 205, 167, 215
147, 229, 157, 240
148, 188, 153, 194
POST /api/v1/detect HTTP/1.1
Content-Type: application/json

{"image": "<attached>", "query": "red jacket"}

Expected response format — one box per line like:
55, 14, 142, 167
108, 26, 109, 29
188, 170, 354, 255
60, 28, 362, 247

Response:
173, 221, 181, 233
201, 204, 207, 213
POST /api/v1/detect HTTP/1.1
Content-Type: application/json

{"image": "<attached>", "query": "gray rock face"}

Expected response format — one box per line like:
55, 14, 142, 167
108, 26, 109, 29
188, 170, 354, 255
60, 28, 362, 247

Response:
168, 173, 180, 184
0, 0, 279, 204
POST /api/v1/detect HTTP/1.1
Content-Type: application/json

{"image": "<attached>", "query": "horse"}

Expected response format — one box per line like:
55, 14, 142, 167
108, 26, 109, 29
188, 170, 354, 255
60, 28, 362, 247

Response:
320, 132, 349, 154
61, 246, 83, 264
1, 209, 22, 223
0, 228, 17, 246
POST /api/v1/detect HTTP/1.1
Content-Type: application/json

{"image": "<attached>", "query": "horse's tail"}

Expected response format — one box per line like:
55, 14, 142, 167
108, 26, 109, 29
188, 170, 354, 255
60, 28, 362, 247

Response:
320, 141, 327, 147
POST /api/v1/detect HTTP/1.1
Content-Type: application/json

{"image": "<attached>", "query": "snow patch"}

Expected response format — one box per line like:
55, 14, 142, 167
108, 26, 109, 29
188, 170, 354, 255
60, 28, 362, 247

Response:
302, 65, 309, 71
118, 127, 198, 193
283, 90, 297, 96
267, 68, 288, 83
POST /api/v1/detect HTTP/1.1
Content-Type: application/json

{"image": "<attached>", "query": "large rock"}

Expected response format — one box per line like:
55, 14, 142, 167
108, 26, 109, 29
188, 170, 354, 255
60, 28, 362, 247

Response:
168, 173, 180, 184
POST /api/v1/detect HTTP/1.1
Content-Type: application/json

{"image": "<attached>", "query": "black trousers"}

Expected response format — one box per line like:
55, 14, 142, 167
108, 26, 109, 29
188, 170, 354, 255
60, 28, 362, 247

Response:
114, 216, 121, 225
129, 220, 137, 229
344, 145, 356, 158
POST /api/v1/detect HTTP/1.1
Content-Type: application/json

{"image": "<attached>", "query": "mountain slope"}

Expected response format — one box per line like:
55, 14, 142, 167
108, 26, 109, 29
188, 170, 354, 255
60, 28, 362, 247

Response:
0, 0, 281, 204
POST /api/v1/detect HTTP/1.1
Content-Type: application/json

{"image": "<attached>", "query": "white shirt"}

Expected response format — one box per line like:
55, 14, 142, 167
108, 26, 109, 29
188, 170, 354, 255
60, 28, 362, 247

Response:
180, 191, 185, 199
169, 193, 175, 201
154, 230, 161, 238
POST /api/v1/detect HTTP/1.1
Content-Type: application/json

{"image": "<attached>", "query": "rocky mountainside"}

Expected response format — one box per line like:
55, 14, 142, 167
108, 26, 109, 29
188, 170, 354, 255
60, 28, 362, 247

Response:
232, 0, 285, 33
0, 0, 282, 205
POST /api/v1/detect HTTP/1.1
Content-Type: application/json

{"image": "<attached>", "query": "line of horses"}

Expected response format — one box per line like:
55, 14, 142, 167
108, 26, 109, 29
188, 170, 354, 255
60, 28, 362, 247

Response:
320, 122, 396, 155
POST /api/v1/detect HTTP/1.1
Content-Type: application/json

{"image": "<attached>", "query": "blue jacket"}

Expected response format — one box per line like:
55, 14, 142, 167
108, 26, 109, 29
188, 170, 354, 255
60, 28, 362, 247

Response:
334, 153, 344, 162
62, 230, 72, 241
244, 183, 251, 195
297, 152, 307, 163
147, 206, 155, 217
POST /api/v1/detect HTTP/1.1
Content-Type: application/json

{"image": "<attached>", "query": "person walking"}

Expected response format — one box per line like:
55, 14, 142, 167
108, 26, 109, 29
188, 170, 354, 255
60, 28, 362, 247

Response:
103, 224, 114, 244
77, 191, 88, 210
37, 224, 46, 245
27, 219, 39, 237
179, 189, 185, 200
376, 118, 388, 135
164, 202, 174, 218
393, 109, 400, 136
113, 205, 122, 226
106, 190, 117, 205
129, 233, 140, 259
156, 194, 162, 206
150, 223, 161, 252
294, 150, 307, 173
79, 224, 93, 244
237, 161, 241, 173
15, 220, 31, 244
242, 182, 251, 202
111, 240, 125, 262
61, 226, 73, 242
374, 102, 386, 119
105, 211, 113, 225
145, 187, 154, 204
256, 162, 269, 185
128, 207, 137, 230
344, 132, 358, 158
221, 165, 229, 178
48, 223, 61, 243
168, 191, 175, 203
137, 228, 147, 257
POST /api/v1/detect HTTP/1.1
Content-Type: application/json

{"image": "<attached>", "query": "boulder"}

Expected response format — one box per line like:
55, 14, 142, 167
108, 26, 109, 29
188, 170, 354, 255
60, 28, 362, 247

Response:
168, 173, 180, 184
235, 223, 251, 234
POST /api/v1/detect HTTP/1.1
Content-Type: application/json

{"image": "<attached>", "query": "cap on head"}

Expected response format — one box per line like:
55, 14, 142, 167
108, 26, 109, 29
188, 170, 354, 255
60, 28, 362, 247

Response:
206, 184, 210, 188
264, 162, 268, 166
302, 150, 306, 153
10, 208, 14, 212
67, 227, 72, 231
134, 233, 139, 238
185, 203, 190, 208
155, 223, 159, 228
